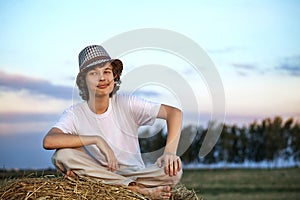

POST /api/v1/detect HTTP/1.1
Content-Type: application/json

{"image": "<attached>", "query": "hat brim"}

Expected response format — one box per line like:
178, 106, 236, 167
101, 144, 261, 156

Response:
79, 58, 123, 74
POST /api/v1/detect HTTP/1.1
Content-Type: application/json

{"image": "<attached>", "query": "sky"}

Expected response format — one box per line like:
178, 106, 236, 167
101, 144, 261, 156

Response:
0, 0, 300, 169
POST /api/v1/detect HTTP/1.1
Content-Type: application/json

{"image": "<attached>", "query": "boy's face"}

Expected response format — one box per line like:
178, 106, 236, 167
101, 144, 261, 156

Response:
85, 62, 115, 99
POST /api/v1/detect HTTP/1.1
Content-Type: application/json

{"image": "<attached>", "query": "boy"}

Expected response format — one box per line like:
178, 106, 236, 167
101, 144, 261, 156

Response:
43, 45, 182, 199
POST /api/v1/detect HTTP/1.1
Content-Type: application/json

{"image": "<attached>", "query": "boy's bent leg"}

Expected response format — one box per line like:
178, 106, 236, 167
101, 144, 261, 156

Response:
52, 148, 133, 185
120, 163, 183, 187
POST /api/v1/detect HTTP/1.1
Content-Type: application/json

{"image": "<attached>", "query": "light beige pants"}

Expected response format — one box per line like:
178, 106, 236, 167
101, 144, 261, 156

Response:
52, 148, 182, 186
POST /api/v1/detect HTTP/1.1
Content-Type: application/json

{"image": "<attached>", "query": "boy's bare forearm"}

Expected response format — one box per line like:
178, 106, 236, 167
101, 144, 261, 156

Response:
43, 128, 98, 150
164, 107, 182, 154
157, 105, 182, 155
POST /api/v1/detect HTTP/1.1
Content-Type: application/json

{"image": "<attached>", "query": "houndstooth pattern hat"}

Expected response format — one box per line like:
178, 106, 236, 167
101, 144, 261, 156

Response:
78, 45, 123, 74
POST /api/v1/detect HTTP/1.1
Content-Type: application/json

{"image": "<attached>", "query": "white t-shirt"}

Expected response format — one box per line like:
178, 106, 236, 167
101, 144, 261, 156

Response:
53, 93, 161, 170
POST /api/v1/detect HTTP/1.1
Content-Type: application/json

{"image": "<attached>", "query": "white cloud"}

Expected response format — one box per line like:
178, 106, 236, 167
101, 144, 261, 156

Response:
0, 90, 72, 113
0, 121, 52, 135
0, 90, 73, 135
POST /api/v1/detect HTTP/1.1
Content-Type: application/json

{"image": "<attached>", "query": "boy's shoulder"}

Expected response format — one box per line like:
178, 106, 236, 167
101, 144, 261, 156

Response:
63, 101, 87, 113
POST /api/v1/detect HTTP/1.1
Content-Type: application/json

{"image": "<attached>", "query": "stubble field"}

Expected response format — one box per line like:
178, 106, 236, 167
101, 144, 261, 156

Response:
181, 168, 300, 200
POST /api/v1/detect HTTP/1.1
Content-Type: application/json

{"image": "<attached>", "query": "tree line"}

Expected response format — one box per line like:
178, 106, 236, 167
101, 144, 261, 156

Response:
139, 116, 300, 165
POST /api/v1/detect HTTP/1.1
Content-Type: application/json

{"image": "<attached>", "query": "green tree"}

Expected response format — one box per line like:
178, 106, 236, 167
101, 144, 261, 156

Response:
246, 121, 265, 162
291, 120, 300, 161
178, 125, 202, 164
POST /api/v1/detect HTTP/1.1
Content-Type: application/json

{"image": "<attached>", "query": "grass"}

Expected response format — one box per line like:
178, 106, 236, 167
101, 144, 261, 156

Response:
180, 168, 300, 200
1, 168, 300, 199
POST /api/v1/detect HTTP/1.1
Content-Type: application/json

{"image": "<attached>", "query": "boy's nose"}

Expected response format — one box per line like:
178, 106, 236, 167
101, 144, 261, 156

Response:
97, 72, 105, 80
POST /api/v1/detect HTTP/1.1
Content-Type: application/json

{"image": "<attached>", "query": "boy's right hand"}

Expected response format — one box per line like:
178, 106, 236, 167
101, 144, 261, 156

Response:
95, 136, 119, 172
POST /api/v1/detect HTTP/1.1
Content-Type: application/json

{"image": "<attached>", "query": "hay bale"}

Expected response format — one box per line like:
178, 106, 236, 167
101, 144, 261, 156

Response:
0, 177, 200, 200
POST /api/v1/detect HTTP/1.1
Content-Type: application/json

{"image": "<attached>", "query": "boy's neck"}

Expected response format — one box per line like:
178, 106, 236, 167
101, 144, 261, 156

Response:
87, 96, 110, 114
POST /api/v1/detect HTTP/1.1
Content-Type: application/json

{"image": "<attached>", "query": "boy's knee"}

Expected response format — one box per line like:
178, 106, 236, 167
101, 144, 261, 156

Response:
168, 169, 183, 185
52, 148, 74, 162
51, 148, 79, 172
157, 166, 183, 186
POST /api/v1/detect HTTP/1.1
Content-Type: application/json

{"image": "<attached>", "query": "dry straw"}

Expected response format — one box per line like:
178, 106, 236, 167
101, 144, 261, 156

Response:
0, 176, 200, 200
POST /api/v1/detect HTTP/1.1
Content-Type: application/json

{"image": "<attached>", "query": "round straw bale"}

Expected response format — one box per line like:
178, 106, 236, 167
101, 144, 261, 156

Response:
0, 177, 200, 200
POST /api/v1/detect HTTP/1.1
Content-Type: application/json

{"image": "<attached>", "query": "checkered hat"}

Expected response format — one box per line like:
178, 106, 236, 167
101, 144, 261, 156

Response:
78, 45, 123, 73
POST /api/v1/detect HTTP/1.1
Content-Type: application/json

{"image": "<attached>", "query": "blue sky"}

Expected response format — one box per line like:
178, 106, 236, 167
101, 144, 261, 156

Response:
0, 0, 300, 169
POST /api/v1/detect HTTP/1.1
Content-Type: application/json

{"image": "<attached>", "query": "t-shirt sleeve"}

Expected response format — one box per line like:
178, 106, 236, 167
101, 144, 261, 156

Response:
128, 95, 161, 126
53, 107, 77, 135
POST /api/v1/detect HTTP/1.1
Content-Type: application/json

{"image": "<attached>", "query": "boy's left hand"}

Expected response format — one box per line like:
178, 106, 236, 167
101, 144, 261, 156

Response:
157, 152, 182, 176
